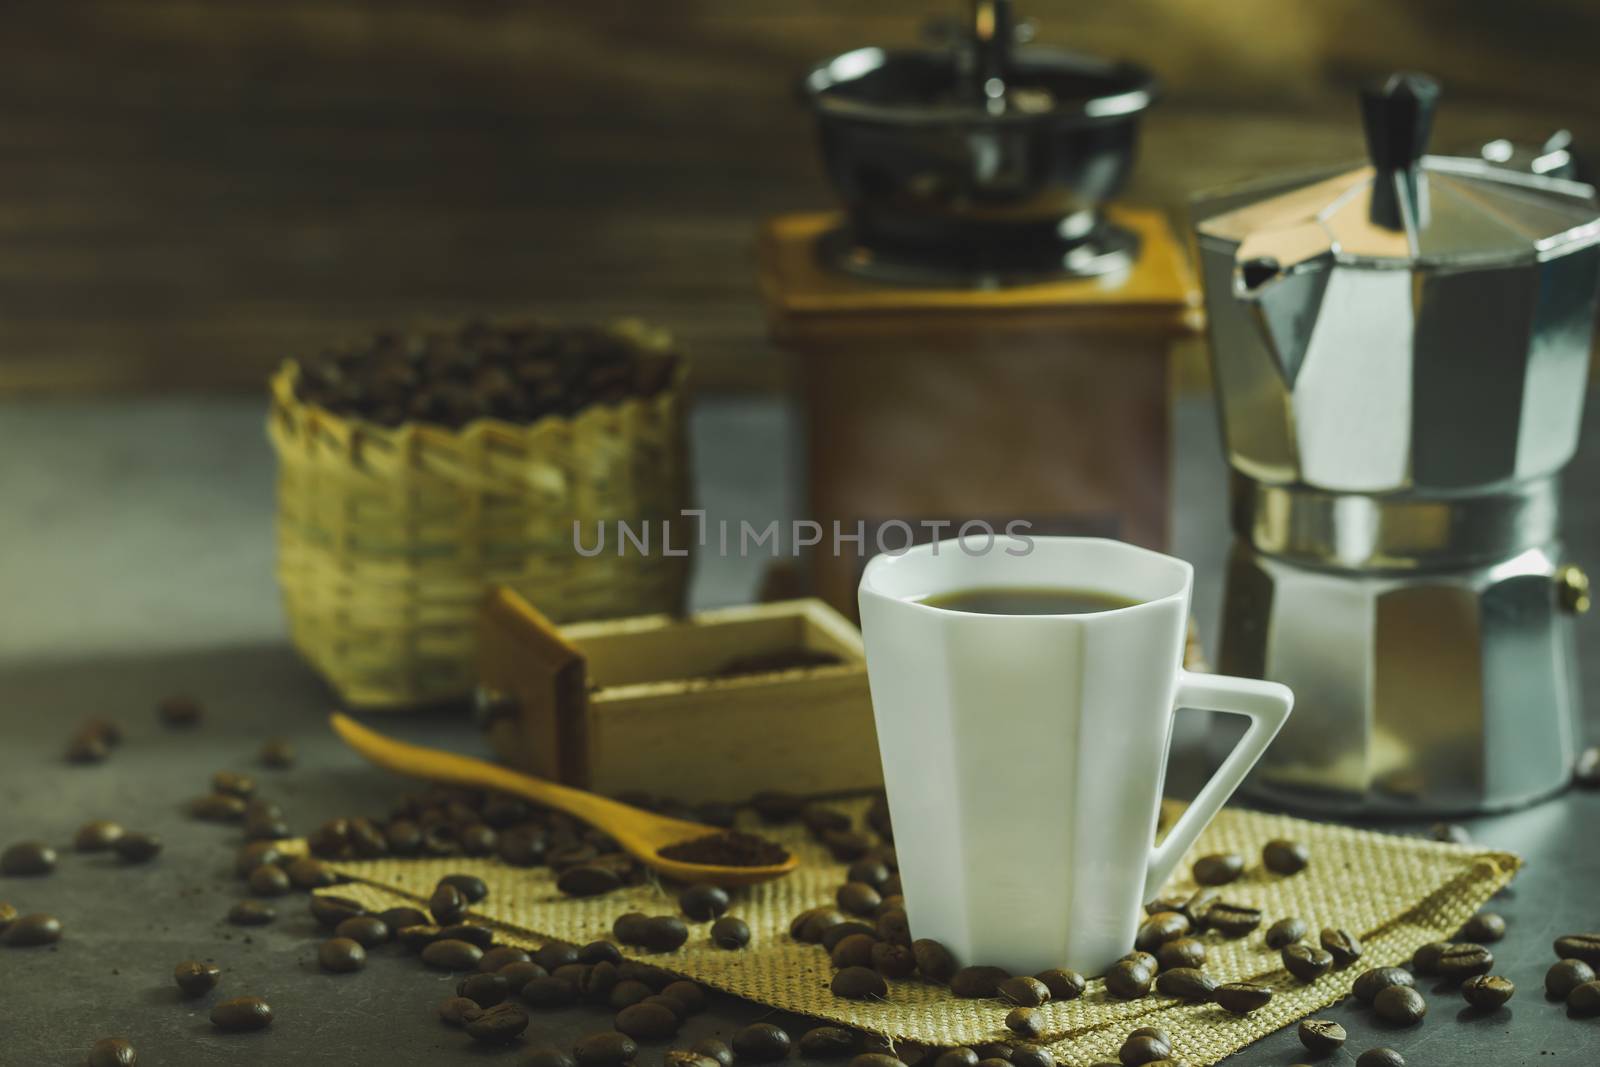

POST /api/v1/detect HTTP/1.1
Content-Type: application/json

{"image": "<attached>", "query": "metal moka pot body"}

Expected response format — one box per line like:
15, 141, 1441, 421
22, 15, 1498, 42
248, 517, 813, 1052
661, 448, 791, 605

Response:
1194, 74, 1600, 813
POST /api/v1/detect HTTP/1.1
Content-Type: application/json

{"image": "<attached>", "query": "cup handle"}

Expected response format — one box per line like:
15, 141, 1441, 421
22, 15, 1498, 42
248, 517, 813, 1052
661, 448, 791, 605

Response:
1143, 670, 1294, 901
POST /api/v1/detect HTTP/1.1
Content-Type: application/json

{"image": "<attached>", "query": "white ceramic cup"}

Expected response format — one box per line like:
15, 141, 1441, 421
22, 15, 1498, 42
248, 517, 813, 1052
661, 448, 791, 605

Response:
857, 535, 1293, 977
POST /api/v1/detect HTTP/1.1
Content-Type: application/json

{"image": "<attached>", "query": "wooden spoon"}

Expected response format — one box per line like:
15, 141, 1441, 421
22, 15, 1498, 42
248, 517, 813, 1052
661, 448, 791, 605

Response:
329, 713, 799, 887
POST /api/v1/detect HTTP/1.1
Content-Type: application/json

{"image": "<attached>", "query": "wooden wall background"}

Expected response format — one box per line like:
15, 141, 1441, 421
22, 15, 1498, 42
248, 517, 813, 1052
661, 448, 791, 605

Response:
2, 0, 1597, 394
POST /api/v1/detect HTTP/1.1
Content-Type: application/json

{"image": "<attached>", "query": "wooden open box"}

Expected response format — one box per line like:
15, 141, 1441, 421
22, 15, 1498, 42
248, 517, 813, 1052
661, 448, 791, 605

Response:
477, 589, 882, 803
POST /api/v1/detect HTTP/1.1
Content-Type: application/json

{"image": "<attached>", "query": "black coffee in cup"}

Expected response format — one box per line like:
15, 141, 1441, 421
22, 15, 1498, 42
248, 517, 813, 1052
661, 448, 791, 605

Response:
919, 586, 1140, 615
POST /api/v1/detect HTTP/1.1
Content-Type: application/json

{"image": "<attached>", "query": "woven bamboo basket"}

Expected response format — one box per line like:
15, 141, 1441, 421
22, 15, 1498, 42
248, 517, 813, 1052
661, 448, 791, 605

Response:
267, 320, 692, 708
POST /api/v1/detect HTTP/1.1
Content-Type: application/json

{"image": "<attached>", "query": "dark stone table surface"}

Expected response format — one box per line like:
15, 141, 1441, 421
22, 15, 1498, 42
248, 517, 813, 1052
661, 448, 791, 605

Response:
1, 396, 1596, 1066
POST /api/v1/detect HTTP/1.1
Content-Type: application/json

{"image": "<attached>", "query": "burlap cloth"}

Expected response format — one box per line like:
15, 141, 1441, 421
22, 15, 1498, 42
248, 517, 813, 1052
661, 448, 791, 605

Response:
311, 800, 1518, 1067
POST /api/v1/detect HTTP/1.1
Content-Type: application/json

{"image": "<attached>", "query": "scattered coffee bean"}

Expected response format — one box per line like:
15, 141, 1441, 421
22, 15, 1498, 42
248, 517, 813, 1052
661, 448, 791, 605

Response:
437, 872, 488, 903
1033, 968, 1085, 1001
1356, 1048, 1405, 1067
286, 856, 336, 888
1154, 967, 1215, 1001
247, 864, 291, 897
614, 1001, 679, 1040
159, 695, 204, 727
732, 1023, 792, 1063
227, 901, 276, 926
1119, 1029, 1172, 1066
318, 936, 366, 973
708, 915, 750, 949
444, 924, 496, 951
430, 882, 469, 924
906, 940, 954, 984
680, 883, 730, 921
661, 980, 704, 1015
837, 881, 883, 917
1546, 958, 1595, 998
1192, 853, 1244, 886
72, 820, 125, 852
822, 922, 875, 952
1135, 911, 1191, 952
260, 738, 295, 768
66, 734, 110, 764
1203, 902, 1262, 938
875, 908, 911, 946
1461, 974, 1514, 1010
174, 959, 221, 996
235, 842, 283, 877
1410, 941, 1449, 975
309, 895, 365, 928
998, 976, 1050, 1007
1460, 912, 1506, 943
850, 1057, 904, 1067
1298, 1019, 1346, 1055
1568, 980, 1600, 1016
638, 915, 688, 952
1121, 950, 1158, 972
666, 1054, 722, 1067
210, 995, 273, 1031
1435, 942, 1494, 981
577, 940, 621, 966
871, 940, 916, 978
951, 965, 1011, 998
1265, 917, 1306, 949
423, 938, 485, 971
499, 961, 546, 994
1262, 838, 1310, 875
440, 995, 484, 1026
191, 793, 248, 822
1105, 958, 1155, 999
1554, 933, 1600, 967
974, 1058, 1010, 1067
559, 865, 623, 897
1283, 943, 1334, 983
1, 841, 57, 876
832, 965, 889, 999
480, 945, 532, 972
974, 1043, 1012, 1062
335, 915, 390, 947
1353, 966, 1414, 1004
1215, 981, 1272, 1015
3, 912, 61, 946
464, 1002, 529, 1044
397, 924, 442, 952
87, 1037, 137, 1066
790, 907, 848, 943
1005, 1007, 1044, 1038
692, 1037, 734, 1067
932, 1049, 977, 1067
1320, 927, 1363, 968
1156, 938, 1206, 971
211, 770, 256, 798
800, 1027, 859, 1059
1007, 1043, 1053, 1067
1374, 984, 1427, 1025
536, 942, 581, 971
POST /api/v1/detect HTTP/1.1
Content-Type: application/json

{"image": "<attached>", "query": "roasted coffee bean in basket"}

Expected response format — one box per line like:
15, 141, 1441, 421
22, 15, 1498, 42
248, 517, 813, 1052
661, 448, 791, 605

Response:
268, 318, 692, 708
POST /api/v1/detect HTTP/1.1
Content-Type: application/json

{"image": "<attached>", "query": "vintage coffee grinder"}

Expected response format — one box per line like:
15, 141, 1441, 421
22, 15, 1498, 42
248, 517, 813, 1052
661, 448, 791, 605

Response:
760, 0, 1199, 616
1195, 73, 1600, 814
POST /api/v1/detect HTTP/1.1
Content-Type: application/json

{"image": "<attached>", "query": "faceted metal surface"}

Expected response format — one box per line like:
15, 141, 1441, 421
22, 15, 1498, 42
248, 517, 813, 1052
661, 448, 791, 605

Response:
1232, 474, 1561, 571
1194, 155, 1600, 495
1221, 542, 1584, 815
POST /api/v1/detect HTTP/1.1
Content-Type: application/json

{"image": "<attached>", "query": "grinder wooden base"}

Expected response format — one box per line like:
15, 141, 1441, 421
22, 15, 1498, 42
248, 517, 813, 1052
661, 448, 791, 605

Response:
759, 206, 1201, 618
